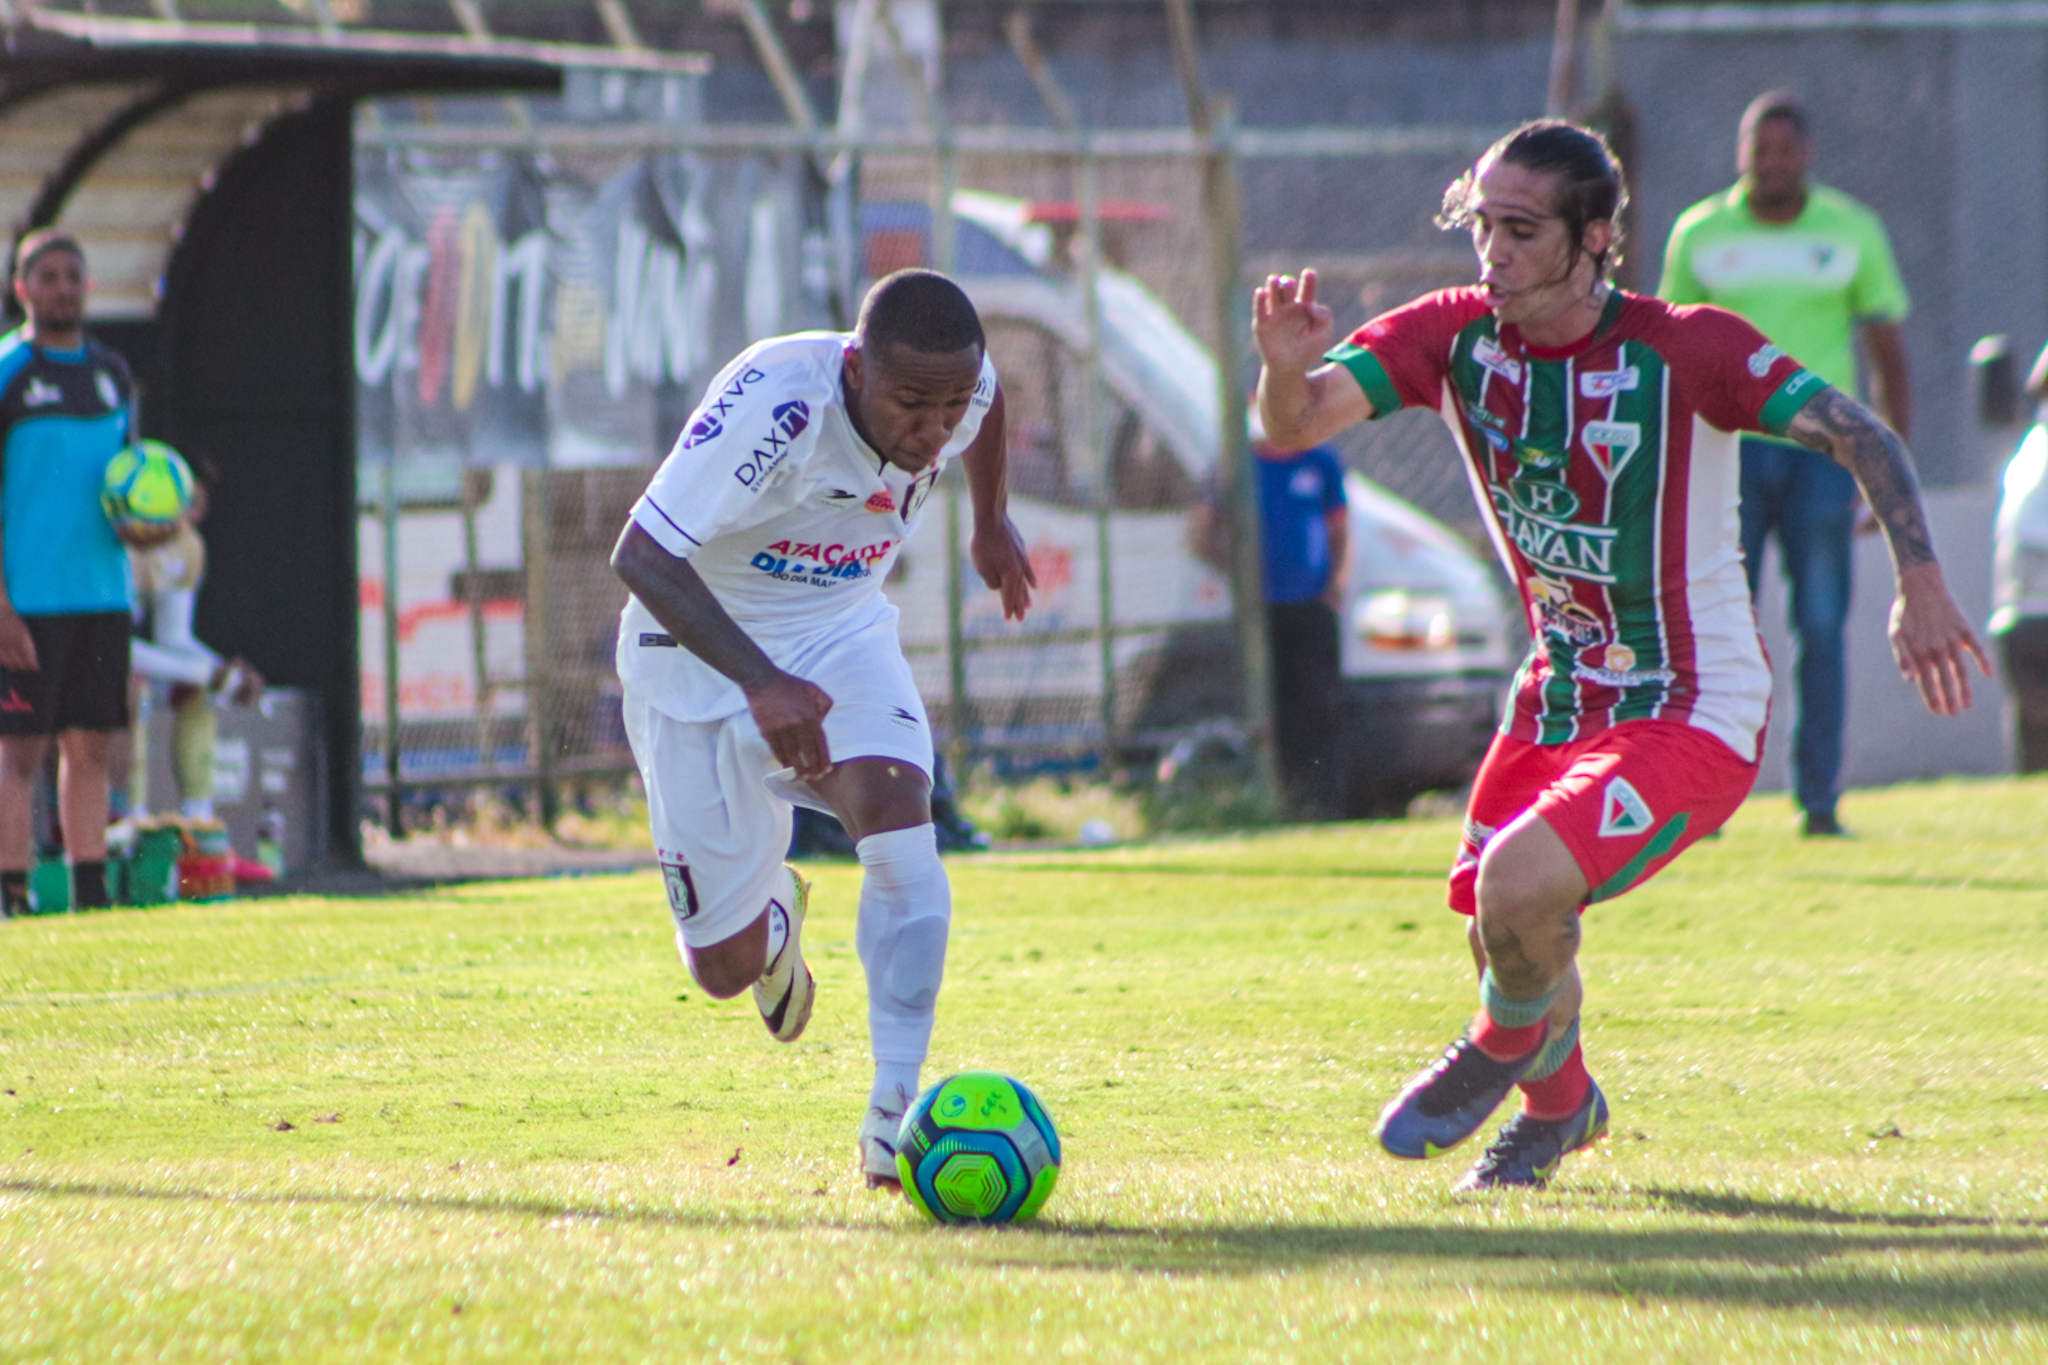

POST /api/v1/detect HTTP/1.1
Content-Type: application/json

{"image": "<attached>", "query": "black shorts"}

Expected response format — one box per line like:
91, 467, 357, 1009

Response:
0, 611, 131, 736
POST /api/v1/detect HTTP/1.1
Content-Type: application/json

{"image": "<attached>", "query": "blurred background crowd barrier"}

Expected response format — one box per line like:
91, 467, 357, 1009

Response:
351, 50, 1505, 832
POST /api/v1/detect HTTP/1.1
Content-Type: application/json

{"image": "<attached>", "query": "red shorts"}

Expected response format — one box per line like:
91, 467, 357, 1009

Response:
1447, 719, 1760, 916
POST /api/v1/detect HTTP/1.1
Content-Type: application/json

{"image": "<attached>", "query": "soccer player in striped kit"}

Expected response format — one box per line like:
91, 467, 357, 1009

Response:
1253, 121, 1987, 1189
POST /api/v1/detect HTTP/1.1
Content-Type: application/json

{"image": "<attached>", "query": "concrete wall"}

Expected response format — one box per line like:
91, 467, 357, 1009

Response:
1620, 26, 2048, 490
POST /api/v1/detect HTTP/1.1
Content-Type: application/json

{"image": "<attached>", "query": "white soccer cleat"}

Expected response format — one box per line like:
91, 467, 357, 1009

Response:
859, 1105, 906, 1190
752, 866, 815, 1043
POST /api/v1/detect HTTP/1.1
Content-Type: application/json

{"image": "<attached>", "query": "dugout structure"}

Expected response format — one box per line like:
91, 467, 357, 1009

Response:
0, 3, 704, 867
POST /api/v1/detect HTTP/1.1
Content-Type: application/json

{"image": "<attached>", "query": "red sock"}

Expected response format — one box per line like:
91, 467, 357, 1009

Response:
1469, 1008, 1545, 1061
1518, 1041, 1591, 1121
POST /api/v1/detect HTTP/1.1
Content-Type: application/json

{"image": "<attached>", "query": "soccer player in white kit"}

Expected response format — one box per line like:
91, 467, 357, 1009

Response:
611, 271, 1035, 1188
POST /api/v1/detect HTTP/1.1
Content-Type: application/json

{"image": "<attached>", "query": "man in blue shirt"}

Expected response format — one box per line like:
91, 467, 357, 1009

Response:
0, 231, 140, 915
1194, 428, 1351, 817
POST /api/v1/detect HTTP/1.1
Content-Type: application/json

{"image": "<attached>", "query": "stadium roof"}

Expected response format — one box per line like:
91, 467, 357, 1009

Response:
1, 1, 708, 319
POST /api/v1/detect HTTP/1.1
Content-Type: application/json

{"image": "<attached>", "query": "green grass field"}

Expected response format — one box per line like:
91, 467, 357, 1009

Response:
3, 778, 2046, 1363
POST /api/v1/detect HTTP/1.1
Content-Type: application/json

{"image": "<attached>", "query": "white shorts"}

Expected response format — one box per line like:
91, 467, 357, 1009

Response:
622, 623, 934, 949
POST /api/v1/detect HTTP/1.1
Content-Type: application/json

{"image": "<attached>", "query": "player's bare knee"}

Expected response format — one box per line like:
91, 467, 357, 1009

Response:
821, 757, 931, 843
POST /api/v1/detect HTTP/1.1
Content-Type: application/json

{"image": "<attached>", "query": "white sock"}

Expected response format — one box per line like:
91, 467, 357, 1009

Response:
855, 823, 950, 1116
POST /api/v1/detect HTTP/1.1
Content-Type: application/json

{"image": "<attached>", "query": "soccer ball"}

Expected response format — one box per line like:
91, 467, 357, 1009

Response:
896, 1071, 1061, 1225
102, 440, 196, 530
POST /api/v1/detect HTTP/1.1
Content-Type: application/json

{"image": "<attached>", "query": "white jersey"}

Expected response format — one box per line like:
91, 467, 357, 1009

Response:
618, 331, 997, 722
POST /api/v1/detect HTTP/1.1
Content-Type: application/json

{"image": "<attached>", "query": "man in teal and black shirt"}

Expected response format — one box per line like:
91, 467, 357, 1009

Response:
1660, 91, 1912, 836
0, 230, 138, 915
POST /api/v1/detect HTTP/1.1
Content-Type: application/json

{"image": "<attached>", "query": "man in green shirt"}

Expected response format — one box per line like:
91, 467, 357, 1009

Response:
1660, 91, 1911, 836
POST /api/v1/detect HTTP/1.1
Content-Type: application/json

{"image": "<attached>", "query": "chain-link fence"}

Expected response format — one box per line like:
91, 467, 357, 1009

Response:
352, 83, 1507, 824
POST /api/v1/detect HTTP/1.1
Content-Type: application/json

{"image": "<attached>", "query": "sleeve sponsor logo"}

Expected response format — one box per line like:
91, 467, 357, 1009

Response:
1746, 343, 1785, 378
704, 366, 767, 421
772, 400, 810, 439
1578, 366, 1639, 399
680, 365, 769, 449
733, 400, 813, 488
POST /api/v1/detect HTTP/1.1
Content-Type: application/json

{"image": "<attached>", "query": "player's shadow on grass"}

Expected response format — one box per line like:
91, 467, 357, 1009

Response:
1640, 1186, 2044, 1230
1001, 1220, 2048, 1321
12, 1177, 2044, 1323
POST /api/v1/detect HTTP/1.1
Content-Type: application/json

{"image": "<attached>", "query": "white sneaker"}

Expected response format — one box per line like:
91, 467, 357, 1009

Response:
859, 1106, 906, 1190
751, 867, 814, 1043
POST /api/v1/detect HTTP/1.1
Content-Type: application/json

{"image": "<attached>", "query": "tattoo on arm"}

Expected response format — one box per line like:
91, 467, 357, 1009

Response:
1784, 387, 1936, 570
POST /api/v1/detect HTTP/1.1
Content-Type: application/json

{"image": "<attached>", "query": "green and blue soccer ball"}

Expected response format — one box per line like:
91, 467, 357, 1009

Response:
102, 440, 195, 531
896, 1071, 1061, 1225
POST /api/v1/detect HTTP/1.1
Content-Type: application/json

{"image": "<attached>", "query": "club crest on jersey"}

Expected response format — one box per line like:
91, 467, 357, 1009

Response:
1579, 366, 1638, 400
1471, 335, 1523, 385
1747, 343, 1785, 378
865, 490, 896, 513
1597, 777, 1655, 838
660, 858, 700, 922
94, 370, 120, 410
1582, 419, 1641, 481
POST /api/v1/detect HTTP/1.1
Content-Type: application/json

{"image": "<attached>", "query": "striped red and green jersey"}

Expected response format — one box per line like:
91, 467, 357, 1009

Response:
1328, 287, 1829, 761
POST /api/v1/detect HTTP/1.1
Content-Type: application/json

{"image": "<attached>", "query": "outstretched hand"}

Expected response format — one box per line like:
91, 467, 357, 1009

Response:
1889, 562, 1992, 716
1252, 269, 1335, 376
746, 671, 835, 781
971, 514, 1036, 621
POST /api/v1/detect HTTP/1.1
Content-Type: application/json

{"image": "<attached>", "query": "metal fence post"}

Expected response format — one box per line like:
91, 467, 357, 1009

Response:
1207, 117, 1280, 806
933, 137, 970, 783
1077, 149, 1116, 771
460, 465, 494, 792
520, 466, 558, 831
378, 450, 403, 837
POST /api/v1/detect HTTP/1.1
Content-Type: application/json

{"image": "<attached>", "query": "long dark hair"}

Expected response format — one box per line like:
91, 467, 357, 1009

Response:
1438, 119, 1629, 281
